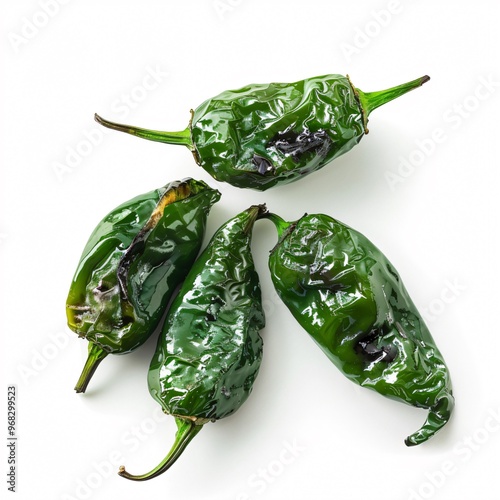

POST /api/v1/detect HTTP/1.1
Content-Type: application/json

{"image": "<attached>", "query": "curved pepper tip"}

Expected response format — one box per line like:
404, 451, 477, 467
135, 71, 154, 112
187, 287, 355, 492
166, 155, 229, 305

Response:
404, 392, 454, 446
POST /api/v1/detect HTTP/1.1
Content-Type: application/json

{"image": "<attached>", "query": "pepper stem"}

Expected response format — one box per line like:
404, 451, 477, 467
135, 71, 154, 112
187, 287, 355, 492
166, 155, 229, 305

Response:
352, 75, 430, 133
405, 391, 455, 446
74, 342, 108, 393
94, 113, 193, 148
118, 418, 203, 481
243, 204, 268, 235
265, 212, 292, 240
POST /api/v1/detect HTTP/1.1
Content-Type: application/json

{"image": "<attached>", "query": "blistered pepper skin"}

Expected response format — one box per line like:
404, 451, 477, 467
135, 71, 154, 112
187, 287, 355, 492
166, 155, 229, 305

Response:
118, 205, 266, 481
66, 178, 221, 393
189, 75, 364, 189
267, 213, 454, 446
95, 74, 429, 190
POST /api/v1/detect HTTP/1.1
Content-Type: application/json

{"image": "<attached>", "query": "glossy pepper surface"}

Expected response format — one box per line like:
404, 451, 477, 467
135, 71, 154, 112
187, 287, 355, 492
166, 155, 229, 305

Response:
66, 178, 221, 393
95, 74, 429, 190
119, 205, 266, 481
266, 212, 454, 446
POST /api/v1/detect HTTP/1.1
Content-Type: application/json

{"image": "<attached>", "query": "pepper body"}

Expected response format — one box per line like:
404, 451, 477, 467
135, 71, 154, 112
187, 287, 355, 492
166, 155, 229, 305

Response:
95, 74, 429, 190
267, 213, 454, 446
189, 75, 364, 189
66, 178, 221, 393
119, 205, 266, 481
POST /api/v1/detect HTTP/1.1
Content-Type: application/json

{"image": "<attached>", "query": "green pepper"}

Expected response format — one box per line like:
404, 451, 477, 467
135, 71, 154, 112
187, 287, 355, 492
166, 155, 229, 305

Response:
66, 178, 221, 393
94, 74, 429, 190
266, 212, 454, 446
118, 204, 266, 481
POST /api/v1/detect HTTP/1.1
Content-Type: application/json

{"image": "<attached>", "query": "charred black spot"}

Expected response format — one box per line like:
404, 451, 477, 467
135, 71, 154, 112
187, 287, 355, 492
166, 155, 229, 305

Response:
355, 328, 397, 364
268, 129, 331, 161
252, 154, 274, 175
117, 315, 134, 328
93, 281, 111, 298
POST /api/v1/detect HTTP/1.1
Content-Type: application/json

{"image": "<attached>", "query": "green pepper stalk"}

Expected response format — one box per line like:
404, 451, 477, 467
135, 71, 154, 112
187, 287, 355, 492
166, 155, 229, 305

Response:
95, 74, 429, 191
118, 205, 267, 481
66, 178, 221, 393
266, 212, 454, 446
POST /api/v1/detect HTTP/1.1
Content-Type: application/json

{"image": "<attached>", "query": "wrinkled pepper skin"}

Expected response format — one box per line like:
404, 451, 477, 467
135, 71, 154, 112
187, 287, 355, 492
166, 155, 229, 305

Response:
119, 205, 266, 481
95, 74, 429, 190
267, 213, 454, 446
66, 178, 221, 393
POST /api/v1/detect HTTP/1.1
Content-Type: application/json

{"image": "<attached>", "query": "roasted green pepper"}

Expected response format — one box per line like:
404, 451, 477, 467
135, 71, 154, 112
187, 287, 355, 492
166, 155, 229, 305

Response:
95, 74, 429, 190
66, 178, 221, 393
119, 204, 266, 481
266, 212, 454, 446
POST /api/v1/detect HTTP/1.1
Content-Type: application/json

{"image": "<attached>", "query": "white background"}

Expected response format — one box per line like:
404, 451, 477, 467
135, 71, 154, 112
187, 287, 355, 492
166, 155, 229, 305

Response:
1, 1, 499, 499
